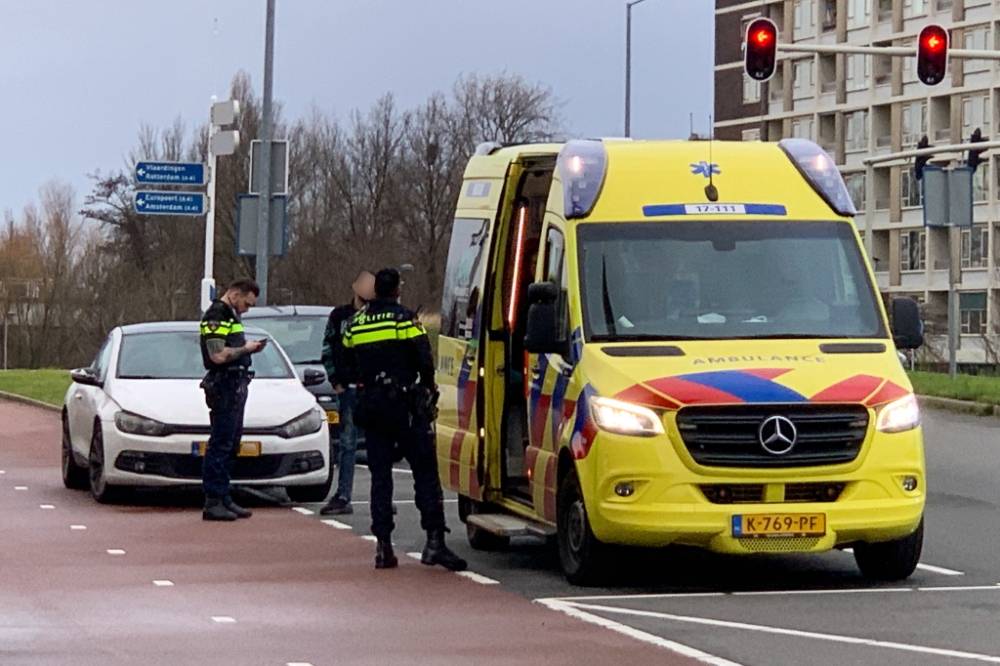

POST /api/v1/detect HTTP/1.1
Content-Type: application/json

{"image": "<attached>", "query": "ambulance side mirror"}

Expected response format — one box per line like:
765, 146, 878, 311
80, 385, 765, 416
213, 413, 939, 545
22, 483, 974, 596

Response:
524, 282, 567, 356
891, 297, 923, 350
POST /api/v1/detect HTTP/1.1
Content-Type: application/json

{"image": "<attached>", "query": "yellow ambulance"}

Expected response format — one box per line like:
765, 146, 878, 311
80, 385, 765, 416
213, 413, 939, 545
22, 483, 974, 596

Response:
435, 138, 925, 585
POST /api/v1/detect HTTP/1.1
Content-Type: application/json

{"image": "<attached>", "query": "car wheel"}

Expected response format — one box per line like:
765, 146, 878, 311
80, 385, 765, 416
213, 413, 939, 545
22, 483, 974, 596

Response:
854, 518, 924, 582
557, 467, 610, 586
460, 497, 510, 551
61, 413, 89, 490
88, 424, 126, 504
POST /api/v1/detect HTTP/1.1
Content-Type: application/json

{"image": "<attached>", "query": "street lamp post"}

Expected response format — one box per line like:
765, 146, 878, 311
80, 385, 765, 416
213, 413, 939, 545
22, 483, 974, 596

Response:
625, 0, 648, 138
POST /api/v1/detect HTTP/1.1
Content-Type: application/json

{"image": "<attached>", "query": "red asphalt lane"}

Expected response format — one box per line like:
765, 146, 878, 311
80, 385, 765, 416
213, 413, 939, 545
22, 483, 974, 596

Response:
0, 400, 699, 666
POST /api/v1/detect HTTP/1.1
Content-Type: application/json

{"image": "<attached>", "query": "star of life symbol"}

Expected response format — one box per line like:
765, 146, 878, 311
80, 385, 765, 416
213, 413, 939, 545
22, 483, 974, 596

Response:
690, 161, 721, 178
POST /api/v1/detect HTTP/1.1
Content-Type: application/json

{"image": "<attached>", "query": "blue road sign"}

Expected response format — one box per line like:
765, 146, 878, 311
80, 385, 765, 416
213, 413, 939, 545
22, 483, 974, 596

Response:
134, 191, 206, 216
135, 161, 205, 185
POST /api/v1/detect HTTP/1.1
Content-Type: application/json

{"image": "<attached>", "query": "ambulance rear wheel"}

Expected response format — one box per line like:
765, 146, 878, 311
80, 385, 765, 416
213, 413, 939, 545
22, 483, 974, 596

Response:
557, 468, 609, 586
461, 497, 510, 551
854, 518, 923, 582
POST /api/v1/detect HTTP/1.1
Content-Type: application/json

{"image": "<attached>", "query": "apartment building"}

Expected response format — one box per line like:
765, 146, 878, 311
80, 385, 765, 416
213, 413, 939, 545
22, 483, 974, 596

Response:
715, 0, 1000, 363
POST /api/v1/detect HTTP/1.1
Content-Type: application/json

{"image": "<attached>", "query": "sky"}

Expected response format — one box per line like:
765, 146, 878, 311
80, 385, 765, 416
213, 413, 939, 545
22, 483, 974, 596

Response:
0, 0, 714, 215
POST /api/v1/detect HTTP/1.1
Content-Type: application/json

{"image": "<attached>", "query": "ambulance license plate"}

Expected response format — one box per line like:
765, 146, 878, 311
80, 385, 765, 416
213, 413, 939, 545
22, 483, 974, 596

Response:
326, 410, 340, 424
192, 442, 262, 457
732, 513, 826, 538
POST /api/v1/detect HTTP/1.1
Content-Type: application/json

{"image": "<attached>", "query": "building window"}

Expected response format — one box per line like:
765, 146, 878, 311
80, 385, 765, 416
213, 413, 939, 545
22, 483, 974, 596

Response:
901, 39, 916, 83
743, 74, 761, 104
793, 0, 816, 40
974, 163, 990, 202
847, 0, 871, 29
877, 0, 893, 22
846, 110, 869, 151
846, 54, 870, 91
903, 0, 928, 19
793, 59, 815, 97
901, 101, 928, 148
960, 292, 987, 335
900, 230, 926, 271
901, 169, 922, 208
962, 226, 989, 269
845, 172, 866, 210
961, 94, 990, 138
742, 128, 762, 142
792, 117, 815, 140
822, 0, 837, 31
964, 26, 991, 74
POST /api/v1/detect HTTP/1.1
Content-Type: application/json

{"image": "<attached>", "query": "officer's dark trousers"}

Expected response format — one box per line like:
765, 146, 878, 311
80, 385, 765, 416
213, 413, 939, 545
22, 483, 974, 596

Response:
366, 410, 446, 541
202, 374, 248, 500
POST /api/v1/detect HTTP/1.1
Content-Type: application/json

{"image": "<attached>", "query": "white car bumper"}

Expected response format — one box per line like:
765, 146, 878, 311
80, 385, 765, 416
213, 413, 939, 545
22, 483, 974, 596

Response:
99, 421, 330, 488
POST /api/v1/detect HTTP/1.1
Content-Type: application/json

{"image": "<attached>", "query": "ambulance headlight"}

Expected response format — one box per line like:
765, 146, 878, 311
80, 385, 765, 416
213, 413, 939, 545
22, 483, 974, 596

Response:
875, 394, 920, 434
559, 140, 608, 219
589, 396, 664, 437
778, 138, 856, 217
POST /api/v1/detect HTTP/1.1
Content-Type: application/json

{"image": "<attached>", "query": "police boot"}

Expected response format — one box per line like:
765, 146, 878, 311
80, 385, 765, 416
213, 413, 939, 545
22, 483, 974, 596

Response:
203, 497, 238, 522
421, 529, 467, 571
375, 539, 398, 569
223, 496, 252, 519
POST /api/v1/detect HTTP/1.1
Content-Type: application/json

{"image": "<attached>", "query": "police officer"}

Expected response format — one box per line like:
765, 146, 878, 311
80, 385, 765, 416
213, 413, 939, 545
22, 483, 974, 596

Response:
200, 279, 268, 521
338, 268, 466, 571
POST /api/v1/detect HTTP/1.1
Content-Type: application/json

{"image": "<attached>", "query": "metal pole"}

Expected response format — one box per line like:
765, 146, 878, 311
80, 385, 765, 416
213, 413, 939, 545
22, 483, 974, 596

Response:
255, 0, 276, 305
624, 0, 647, 138
864, 161, 875, 263
948, 226, 959, 379
3, 316, 7, 371
202, 110, 218, 314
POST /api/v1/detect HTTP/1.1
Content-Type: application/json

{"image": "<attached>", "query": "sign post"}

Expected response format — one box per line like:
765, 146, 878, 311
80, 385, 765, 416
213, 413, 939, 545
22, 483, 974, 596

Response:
202, 99, 241, 313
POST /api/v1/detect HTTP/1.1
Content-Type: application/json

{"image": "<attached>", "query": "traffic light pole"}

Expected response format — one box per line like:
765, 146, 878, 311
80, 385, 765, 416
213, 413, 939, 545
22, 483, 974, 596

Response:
778, 44, 1000, 60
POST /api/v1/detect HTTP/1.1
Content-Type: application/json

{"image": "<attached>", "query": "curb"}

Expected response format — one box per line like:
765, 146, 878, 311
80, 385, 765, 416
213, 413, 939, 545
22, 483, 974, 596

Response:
0, 390, 61, 414
917, 394, 1000, 418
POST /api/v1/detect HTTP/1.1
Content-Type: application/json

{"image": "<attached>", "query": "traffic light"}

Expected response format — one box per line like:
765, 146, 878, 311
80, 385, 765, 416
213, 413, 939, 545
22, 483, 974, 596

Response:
917, 25, 949, 86
967, 127, 987, 172
914, 135, 930, 181
744, 18, 778, 82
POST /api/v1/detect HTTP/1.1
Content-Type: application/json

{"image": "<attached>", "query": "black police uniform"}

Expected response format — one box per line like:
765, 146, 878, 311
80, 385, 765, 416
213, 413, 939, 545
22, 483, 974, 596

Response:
199, 299, 252, 507
338, 297, 465, 570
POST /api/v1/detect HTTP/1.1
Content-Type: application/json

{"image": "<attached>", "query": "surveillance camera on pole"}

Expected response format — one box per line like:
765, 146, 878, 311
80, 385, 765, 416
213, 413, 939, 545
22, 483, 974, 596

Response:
914, 135, 931, 180
744, 18, 778, 82
967, 127, 987, 172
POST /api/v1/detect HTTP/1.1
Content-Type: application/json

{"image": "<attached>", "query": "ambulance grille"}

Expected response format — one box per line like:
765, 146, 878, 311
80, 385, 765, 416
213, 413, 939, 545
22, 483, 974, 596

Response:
676, 405, 868, 468
736, 537, 821, 553
700, 484, 765, 504
784, 482, 846, 503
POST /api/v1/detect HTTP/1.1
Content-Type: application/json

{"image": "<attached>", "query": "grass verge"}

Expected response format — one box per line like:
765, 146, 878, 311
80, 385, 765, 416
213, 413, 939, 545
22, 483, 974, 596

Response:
0, 369, 72, 407
908, 370, 1000, 407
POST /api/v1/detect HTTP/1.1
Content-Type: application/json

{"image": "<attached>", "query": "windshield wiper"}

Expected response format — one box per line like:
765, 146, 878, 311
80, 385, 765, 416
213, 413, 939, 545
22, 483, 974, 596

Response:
730, 333, 834, 340
601, 256, 617, 338
591, 334, 709, 342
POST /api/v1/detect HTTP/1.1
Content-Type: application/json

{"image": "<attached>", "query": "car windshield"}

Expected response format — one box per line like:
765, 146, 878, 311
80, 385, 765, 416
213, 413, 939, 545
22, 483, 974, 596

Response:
116, 331, 294, 379
577, 221, 885, 342
242, 315, 327, 364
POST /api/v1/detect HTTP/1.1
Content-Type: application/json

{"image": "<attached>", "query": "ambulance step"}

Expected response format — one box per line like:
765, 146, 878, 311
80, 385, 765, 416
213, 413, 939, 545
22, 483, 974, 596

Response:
466, 514, 556, 539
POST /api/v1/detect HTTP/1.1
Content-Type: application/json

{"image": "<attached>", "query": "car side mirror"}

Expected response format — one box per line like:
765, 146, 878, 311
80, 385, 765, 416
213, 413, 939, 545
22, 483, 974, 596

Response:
302, 368, 327, 388
891, 297, 923, 350
70, 367, 102, 388
524, 282, 567, 356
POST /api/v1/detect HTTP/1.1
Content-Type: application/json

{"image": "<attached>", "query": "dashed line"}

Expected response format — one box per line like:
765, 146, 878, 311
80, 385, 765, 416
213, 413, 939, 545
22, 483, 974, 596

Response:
70, 525, 87, 530
350, 499, 459, 505
153, 580, 174, 587
391, 468, 413, 475
457, 571, 500, 585
39, 504, 55, 509
0, 470, 6, 474
320, 519, 352, 530
107, 549, 126, 555
292, 507, 314, 515
211, 616, 236, 623
14, 486, 27, 490
287, 662, 315, 666
916, 563, 964, 576
361, 535, 378, 542
406, 552, 422, 561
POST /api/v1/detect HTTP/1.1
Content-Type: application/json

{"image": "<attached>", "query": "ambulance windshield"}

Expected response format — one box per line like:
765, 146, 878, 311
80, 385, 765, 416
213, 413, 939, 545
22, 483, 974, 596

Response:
578, 221, 885, 342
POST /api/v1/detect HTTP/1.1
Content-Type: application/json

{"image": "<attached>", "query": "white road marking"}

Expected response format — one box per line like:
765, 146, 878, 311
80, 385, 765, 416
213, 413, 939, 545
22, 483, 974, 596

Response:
0, 470, 5, 473
320, 519, 352, 530
537, 598, 742, 666
558, 584, 1000, 603
211, 616, 236, 623
457, 571, 500, 585
361, 535, 378, 542
70, 525, 86, 530
919, 585, 1000, 592
392, 468, 413, 475
406, 552, 422, 561
292, 507, 314, 515
287, 662, 315, 666
916, 563, 964, 576
107, 549, 126, 555
14, 486, 27, 490
39, 504, 55, 509
350, 499, 459, 505
563, 601, 1000, 664
153, 580, 174, 587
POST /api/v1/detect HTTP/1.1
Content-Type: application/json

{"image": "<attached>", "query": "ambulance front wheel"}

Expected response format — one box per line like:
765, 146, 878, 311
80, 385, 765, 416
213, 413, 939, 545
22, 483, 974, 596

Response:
557, 467, 610, 586
459, 497, 510, 551
854, 517, 924, 581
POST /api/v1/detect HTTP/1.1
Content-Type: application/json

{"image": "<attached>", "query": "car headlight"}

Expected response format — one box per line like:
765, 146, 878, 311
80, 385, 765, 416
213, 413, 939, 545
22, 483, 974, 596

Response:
875, 394, 920, 433
277, 408, 325, 439
589, 396, 664, 437
114, 411, 170, 437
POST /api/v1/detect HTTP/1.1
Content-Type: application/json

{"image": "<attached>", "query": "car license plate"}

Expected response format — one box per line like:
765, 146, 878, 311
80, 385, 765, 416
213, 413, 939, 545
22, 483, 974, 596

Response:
732, 513, 826, 538
326, 410, 340, 424
191, 441, 262, 457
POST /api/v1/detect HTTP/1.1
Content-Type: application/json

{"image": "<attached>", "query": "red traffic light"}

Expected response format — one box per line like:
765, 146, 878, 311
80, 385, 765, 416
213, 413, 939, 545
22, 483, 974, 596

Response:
917, 25, 949, 86
744, 18, 778, 82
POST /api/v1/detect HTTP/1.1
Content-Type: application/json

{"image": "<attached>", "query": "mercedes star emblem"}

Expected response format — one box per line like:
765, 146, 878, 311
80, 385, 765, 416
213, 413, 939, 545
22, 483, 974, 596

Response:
758, 415, 797, 455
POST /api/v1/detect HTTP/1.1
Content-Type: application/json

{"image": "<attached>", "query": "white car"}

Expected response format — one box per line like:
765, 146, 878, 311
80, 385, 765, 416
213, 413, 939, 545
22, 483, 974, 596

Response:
61, 321, 332, 504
